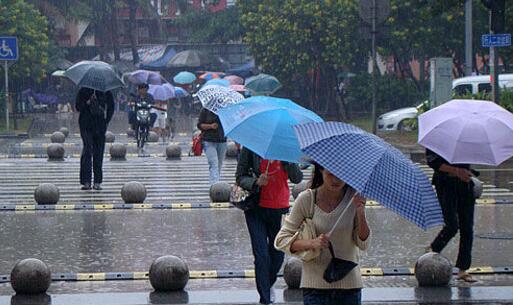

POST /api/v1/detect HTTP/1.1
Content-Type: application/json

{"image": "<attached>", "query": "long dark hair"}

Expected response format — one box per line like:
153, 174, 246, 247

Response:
310, 162, 324, 189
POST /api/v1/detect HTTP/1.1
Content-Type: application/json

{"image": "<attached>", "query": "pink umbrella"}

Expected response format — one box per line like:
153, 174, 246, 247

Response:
418, 99, 513, 166
230, 84, 247, 93
224, 75, 244, 85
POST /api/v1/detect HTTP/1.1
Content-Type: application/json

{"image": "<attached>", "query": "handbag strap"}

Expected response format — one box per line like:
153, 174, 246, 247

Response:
328, 242, 335, 258
308, 189, 317, 218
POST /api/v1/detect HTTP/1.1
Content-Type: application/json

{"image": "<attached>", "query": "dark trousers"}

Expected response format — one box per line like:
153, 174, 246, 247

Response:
80, 127, 106, 185
430, 178, 475, 270
303, 288, 361, 305
245, 206, 288, 304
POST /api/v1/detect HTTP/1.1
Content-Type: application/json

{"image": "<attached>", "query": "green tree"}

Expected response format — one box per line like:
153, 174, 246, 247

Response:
0, 0, 50, 81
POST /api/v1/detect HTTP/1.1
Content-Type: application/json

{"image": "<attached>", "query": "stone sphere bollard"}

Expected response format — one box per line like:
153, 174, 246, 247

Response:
105, 131, 115, 143
209, 182, 231, 202
121, 181, 147, 203
110, 143, 127, 160
414, 252, 453, 287
47, 143, 65, 161
149, 256, 189, 292
50, 131, 65, 143
127, 128, 136, 138
292, 181, 309, 200
58, 127, 69, 138
10, 259, 52, 294
166, 144, 182, 160
148, 131, 159, 142
225, 142, 239, 158
34, 183, 60, 205
283, 257, 302, 289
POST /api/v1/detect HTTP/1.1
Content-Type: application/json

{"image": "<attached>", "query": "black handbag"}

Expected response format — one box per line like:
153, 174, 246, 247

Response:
323, 242, 358, 283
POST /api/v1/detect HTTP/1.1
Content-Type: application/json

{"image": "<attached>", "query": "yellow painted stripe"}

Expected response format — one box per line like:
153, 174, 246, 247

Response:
76, 273, 106, 281
361, 268, 384, 276
469, 266, 494, 273
132, 272, 149, 279
476, 198, 496, 205
366, 200, 379, 206
189, 270, 218, 279
55, 204, 76, 210
94, 204, 114, 210
15, 205, 36, 211
409, 268, 415, 274
171, 203, 192, 209
133, 204, 153, 209
244, 269, 255, 278
210, 202, 231, 208
21, 154, 36, 158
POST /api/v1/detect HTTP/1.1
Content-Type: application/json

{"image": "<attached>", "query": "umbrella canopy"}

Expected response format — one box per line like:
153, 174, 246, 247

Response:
294, 121, 443, 230
167, 50, 222, 69
224, 75, 244, 85
196, 85, 244, 113
199, 71, 224, 81
149, 84, 175, 101
230, 84, 247, 93
126, 70, 167, 85
204, 79, 230, 88
174, 86, 190, 98
418, 99, 513, 166
217, 96, 323, 163
245, 73, 282, 96
64, 61, 124, 92
173, 71, 197, 85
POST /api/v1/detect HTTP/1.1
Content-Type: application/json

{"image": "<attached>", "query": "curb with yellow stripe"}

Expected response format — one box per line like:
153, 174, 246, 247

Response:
0, 153, 199, 159
0, 266, 510, 283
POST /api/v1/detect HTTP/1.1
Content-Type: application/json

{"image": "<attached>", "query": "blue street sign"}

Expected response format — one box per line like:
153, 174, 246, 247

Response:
481, 34, 512, 48
0, 37, 18, 60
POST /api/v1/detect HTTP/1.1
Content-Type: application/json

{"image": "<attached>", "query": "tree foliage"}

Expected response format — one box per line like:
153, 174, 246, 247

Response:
0, 0, 50, 81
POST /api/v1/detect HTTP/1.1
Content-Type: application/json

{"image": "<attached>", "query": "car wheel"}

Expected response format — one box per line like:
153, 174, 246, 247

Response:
397, 120, 412, 131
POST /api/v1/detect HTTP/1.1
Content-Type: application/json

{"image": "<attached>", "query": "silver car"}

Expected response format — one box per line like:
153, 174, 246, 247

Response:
377, 102, 427, 131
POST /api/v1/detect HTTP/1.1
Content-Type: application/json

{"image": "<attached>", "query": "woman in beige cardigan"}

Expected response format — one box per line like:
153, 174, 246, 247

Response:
275, 162, 370, 305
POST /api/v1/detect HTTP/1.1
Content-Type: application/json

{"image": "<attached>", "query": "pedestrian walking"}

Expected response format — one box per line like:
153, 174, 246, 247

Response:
76, 87, 114, 190
197, 107, 227, 185
57, 100, 73, 130
425, 149, 478, 283
236, 147, 303, 304
275, 162, 370, 305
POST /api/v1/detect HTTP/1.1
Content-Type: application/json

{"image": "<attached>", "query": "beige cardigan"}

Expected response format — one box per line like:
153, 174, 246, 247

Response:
275, 188, 371, 289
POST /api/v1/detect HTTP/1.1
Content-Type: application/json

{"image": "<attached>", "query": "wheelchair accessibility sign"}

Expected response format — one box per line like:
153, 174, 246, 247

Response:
0, 37, 18, 61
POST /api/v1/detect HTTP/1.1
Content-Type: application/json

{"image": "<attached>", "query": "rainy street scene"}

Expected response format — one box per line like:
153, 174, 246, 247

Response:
1, 0, 513, 304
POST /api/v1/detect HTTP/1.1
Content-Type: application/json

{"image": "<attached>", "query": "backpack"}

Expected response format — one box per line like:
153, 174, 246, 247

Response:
88, 92, 106, 118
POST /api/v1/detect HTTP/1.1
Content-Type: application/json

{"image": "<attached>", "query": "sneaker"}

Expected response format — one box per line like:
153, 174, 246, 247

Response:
93, 183, 102, 190
81, 183, 91, 190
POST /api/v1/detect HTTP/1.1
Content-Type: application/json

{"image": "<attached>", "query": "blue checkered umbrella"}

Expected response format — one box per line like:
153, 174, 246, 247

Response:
293, 121, 443, 230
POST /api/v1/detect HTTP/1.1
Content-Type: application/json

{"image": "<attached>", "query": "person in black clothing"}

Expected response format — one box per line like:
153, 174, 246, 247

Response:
197, 108, 227, 185
76, 87, 114, 190
426, 149, 478, 283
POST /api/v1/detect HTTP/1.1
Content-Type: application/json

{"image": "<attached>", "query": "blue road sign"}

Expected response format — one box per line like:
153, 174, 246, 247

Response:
481, 34, 512, 48
0, 37, 18, 60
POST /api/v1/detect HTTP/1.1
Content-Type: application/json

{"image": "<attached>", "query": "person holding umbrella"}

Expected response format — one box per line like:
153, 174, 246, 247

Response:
236, 147, 303, 305
275, 162, 370, 305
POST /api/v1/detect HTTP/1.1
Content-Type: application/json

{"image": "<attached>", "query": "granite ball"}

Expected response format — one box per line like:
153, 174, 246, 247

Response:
148, 131, 159, 142
209, 182, 231, 202
415, 252, 453, 287
10, 259, 51, 294
110, 143, 127, 160
47, 143, 65, 161
166, 144, 182, 160
225, 142, 239, 158
149, 256, 189, 292
105, 131, 115, 143
292, 181, 309, 200
34, 183, 60, 205
121, 181, 147, 203
50, 131, 65, 143
58, 127, 69, 138
283, 257, 302, 289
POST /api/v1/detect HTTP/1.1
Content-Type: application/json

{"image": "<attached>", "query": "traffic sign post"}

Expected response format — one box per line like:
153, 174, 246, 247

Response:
0, 36, 18, 131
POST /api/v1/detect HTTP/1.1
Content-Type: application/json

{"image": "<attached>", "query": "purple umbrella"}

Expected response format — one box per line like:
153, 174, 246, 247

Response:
126, 70, 167, 85
418, 99, 513, 166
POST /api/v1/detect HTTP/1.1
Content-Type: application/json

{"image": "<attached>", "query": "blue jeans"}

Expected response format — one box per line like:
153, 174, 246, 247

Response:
203, 141, 227, 185
245, 207, 289, 304
303, 288, 361, 305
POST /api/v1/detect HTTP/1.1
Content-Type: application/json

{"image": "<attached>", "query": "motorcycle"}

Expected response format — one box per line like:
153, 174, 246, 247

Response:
135, 101, 152, 149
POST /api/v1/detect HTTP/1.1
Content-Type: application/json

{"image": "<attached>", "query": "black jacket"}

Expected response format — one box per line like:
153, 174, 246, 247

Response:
426, 149, 478, 186
235, 147, 303, 192
76, 88, 115, 132
197, 108, 226, 143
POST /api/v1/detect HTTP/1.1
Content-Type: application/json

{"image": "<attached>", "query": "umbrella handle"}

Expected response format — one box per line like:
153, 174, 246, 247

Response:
264, 160, 272, 175
327, 193, 356, 238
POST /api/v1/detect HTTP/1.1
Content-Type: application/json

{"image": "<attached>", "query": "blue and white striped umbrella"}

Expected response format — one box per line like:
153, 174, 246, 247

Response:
293, 121, 443, 230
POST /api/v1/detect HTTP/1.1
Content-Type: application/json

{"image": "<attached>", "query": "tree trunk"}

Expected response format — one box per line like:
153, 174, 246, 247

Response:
111, 0, 121, 61
418, 55, 425, 93
128, 0, 140, 64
